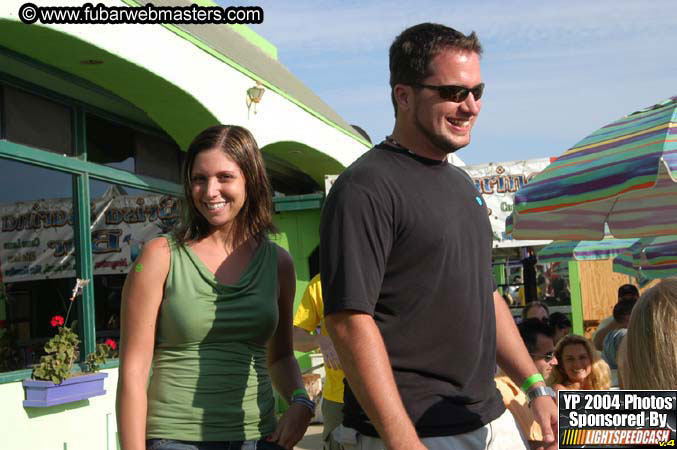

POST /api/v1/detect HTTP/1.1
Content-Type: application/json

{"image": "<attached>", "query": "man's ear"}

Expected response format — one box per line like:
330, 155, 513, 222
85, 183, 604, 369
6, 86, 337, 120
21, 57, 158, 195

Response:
393, 84, 413, 112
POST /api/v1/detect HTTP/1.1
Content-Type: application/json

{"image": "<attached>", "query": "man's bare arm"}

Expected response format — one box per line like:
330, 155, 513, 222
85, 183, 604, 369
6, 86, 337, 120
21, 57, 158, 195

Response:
494, 291, 558, 450
326, 311, 425, 450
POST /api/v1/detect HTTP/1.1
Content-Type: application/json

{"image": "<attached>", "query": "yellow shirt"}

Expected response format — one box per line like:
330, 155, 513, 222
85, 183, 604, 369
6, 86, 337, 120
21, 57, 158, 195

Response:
495, 374, 543, 442
293, 274, 345, 403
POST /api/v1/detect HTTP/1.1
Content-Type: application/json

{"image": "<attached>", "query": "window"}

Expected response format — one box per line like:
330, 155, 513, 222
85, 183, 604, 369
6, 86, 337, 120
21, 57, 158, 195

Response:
0, 157, 76, 372
135, 132, 181, 183
0, 79, 183, 377
86, 114, 135, 172
86, 114, 181, 183
3, 85, 73, 155
88, 179, 180, 346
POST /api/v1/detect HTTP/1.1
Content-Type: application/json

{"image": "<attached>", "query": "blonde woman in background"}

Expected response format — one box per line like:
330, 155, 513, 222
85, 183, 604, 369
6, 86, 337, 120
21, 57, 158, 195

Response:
618, 278, 677, 390
549, 335, 611, 392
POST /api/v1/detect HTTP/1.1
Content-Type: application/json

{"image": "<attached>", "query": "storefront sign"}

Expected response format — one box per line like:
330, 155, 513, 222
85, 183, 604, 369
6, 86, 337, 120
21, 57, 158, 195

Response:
0, 192, 179, 282
461, 158, 555, 248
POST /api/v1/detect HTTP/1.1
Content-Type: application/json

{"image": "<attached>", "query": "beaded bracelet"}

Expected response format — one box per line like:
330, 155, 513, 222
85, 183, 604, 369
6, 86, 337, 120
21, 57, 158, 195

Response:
291, 395, 316, 415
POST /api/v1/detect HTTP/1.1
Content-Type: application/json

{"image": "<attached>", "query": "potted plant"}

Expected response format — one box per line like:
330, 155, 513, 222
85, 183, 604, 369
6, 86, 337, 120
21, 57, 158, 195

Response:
22, 279, 117, 408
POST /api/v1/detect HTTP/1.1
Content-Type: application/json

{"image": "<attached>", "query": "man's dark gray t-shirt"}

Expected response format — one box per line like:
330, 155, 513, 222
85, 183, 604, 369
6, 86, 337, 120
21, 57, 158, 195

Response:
320, 143, 504, 437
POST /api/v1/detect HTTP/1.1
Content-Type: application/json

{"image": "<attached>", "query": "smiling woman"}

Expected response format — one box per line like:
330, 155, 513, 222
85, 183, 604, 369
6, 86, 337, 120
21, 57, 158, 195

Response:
116, 125, 313, 450
174, 126, 274, 247
548, 334, 611, 392
188, 147, 247, 236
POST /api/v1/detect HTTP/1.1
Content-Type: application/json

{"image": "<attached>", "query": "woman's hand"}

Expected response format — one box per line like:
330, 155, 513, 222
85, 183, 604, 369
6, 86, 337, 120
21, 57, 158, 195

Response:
267, 403, 313, 449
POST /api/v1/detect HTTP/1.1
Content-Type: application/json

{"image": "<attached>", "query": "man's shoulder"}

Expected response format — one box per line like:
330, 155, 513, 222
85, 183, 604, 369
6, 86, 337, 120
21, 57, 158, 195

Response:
330, 144, 419, 200
339, 145, 394, 178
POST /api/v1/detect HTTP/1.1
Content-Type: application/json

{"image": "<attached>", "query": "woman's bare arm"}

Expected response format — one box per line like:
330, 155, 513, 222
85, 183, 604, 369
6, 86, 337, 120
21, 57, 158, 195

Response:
116, 237, 170, 450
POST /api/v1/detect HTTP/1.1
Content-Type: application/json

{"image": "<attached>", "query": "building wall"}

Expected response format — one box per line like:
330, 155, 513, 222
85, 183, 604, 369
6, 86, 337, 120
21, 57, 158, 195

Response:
0, 368, 119, 450
0, 5, 343, 446
1, 0, 370, 174
274, 209, 321, 299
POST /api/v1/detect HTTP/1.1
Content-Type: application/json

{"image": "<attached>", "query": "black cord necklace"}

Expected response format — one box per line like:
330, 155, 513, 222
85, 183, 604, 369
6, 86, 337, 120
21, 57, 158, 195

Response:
384, 136, 450, 165
385, 135, 417, 156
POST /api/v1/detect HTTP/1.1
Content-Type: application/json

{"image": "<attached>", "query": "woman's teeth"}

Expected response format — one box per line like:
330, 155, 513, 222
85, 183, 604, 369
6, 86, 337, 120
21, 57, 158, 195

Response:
205, 202, 226, 211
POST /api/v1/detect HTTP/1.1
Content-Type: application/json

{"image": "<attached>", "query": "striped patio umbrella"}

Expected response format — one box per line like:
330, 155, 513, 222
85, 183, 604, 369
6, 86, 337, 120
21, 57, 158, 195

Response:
511, 96, 677, 240
612, 236, 677, 280
537, 238, 639, 264
613, 252, 643, 280
613, 252, 654, 288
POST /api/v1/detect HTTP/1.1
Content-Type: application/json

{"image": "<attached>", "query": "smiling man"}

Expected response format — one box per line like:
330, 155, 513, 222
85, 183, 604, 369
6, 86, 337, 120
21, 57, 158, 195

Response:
496, 319, 559, 449
321, 23, 558, 450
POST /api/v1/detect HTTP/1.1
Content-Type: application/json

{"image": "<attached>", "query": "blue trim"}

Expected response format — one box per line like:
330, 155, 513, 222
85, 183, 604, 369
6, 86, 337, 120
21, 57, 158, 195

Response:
0, 369, 33, 384
0, 84, 5, 139
273, 193, 324, 212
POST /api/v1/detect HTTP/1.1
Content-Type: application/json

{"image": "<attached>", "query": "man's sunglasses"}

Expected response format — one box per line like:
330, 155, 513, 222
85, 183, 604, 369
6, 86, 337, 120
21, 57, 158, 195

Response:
530, 351, 555, 362
415, 83, 485, 102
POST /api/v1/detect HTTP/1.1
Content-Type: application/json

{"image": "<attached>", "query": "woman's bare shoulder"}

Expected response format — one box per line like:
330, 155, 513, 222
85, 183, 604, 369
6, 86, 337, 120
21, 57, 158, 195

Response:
272, 243, 293, 268
142, 236, 172, 256
129, 236, 172, 276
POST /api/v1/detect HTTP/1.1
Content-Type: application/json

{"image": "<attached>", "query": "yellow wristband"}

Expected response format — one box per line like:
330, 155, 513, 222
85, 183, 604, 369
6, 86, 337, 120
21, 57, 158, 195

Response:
521, 373, 545, 393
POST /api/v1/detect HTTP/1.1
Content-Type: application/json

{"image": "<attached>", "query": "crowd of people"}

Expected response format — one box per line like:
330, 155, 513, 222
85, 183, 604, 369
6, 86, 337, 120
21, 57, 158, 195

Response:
489, 281, 677, 449
112, 21, 676, 450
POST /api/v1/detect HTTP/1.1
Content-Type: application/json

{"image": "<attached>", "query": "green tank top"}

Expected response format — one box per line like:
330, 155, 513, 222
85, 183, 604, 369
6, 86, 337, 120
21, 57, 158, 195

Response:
146, 235, 279, 441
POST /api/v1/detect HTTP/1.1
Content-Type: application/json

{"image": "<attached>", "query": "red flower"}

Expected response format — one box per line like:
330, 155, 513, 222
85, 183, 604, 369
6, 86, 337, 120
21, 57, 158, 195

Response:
50, 315, 65, 327
105, 338, 117, 350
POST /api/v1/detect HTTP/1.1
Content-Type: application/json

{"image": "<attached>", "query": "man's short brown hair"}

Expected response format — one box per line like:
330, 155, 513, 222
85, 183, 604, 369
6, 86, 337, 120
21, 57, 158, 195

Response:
389, 23, 483, 116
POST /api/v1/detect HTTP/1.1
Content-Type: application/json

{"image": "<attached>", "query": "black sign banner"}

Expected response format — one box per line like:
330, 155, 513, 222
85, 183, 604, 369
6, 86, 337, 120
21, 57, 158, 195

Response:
559, 390, 676, 449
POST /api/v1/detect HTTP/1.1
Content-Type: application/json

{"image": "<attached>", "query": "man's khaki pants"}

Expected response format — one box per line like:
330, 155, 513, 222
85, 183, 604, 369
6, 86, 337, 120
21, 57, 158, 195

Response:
322, 399, 344, 450
331, 408, 529, 450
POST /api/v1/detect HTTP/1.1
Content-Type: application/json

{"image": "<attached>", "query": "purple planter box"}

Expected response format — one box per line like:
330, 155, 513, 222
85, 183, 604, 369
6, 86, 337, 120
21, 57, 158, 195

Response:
23, 372, 108, 407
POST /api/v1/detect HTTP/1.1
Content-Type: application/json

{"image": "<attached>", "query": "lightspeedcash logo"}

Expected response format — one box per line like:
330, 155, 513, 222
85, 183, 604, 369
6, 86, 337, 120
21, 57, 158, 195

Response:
559, 390, 676, 449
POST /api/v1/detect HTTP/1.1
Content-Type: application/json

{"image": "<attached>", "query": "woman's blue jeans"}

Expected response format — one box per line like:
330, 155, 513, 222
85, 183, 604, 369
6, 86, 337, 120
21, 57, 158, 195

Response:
146, 438, 287, 450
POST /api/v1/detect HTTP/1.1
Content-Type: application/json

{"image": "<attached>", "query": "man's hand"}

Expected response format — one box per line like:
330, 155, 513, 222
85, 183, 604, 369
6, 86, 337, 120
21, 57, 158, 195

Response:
531, 396, 558, 450
317, 334, 342, 369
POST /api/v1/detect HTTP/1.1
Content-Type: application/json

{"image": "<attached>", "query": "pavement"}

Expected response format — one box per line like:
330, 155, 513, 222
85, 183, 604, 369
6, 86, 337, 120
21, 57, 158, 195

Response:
294, 424, 324, 450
